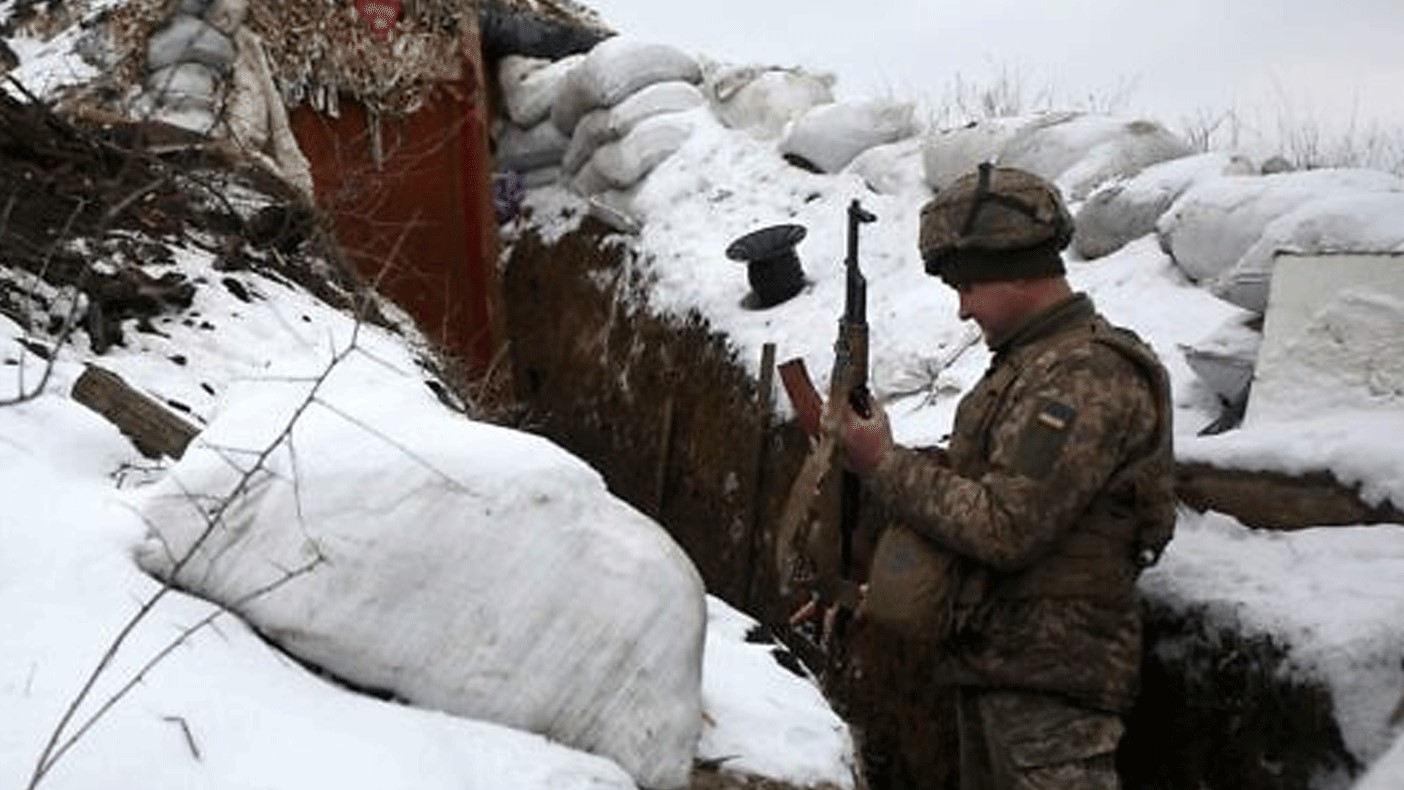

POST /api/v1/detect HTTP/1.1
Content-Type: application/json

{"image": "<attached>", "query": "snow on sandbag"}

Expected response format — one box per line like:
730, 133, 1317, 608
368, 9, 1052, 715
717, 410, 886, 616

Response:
551, 36, 702, 136
495, 118, 570, 173
498, 54, 583, 128
581, 110, 699, 192
562, 81, 705, 174
1156, 168, 1404, 285
1181, 312, 1261, 406
921, 115, 1035, 191
1212, 192, 1404, 313
705, 63, 835, 139
999, 113, 1192, 200
846, 137, 929, 197
146, 13, 235, 74
131, 361, 706, 790
1246, 259, 1404, 424
779, 98, 918, 174
1073, 152, 1256, 260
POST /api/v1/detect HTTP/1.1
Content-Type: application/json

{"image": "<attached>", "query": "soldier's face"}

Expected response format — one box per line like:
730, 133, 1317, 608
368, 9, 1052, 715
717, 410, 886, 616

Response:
956, 281, 1025, 345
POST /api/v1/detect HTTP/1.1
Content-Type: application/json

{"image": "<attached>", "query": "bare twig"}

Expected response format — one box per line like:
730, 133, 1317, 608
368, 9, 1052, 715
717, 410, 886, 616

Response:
161, 716, 201, 762
26, 335, 357, 788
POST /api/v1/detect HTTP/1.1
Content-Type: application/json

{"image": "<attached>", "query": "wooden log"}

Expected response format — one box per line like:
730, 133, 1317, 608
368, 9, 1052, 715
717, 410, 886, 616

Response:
1176, 461, 1404, 530
71, 365, 199, 459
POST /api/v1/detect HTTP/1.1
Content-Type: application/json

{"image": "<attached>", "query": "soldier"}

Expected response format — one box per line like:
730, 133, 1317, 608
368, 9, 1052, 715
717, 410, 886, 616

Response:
837, 163, 1176, 789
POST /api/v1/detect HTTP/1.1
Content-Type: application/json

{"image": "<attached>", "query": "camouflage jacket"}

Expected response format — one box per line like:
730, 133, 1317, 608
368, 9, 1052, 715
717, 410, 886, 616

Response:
868, 293, 1173, 713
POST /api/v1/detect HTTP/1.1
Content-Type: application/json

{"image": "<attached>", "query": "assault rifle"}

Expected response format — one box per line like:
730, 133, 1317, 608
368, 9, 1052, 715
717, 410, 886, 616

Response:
775, 199, 875, 658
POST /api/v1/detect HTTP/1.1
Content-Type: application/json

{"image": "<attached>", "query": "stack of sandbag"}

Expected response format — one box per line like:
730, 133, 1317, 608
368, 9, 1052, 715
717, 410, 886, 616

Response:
132, 360, 708, 790
702, 61, 835, 139
131, 0, 313, 196
778, 98, 919, 173
133, 0, 242, 134
1156, 168, 1404, 311
1073, 152, 1257, 259
920, 112, 1191, 201
494, 54, 582, 187
551, 36, 706, 196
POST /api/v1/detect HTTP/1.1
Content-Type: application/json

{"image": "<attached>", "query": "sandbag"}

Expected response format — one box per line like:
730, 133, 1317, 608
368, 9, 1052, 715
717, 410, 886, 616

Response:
144, 62, 220, 111
921, 116, 1033, 191
707, 64, 835, 139
779, 98, 918, 174
1073, 152, 1256, 260
498, 54, 583, 128
999, 113, 1191, 199
846, 138, 928, 197
147, 13, 235, 74
562, 81, 704, 174
1213, 192, 1404, 312
551, 36, 701, 136
495, 118, 570, 173
585, 110, 697, 191
131, 360, 706, 790
1157, 168, 1404, 285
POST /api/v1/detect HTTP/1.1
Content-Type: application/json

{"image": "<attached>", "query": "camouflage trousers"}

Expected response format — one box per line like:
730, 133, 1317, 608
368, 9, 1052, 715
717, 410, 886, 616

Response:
957, 688, 1124, 790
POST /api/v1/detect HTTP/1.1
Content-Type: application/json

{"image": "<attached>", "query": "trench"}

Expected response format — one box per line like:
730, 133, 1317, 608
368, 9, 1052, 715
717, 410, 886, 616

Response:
502, 218, 1357, 790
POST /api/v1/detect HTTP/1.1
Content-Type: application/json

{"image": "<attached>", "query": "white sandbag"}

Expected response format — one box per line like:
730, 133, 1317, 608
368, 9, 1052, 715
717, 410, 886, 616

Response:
587, 110, 697, 191
551, 36, 702, 135
498, 54, 583, 128
131, 362, 706, 790
999, 113, 1190, 199
1246, 255, 1404, 424
707, 64, 835, 139
1073, 152, 1256, 259
846, 137, 929, 197
779, 98, 918, 174
147, 13, 235, 74
1157, 168, 1404, 285
1053, 120, 1192, 200
144, 62, 220, 110
522, 164, 562, 188
1213, 192, 1404, 312
203, 0, 247, 35
496, 118, 570, 173
921, 115, 1034, 191
562, 81, 704, 174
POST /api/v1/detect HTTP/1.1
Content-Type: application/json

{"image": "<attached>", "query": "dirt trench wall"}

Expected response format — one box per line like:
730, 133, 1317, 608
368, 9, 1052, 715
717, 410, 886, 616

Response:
502, 220, 1357, 790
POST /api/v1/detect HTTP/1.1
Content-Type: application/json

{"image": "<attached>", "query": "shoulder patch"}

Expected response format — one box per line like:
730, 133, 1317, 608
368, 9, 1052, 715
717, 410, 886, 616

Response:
1012, 398, 1078, 480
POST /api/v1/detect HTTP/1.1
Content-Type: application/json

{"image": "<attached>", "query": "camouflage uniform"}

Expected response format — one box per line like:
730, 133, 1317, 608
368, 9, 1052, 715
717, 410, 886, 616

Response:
866, 293, 1173, 789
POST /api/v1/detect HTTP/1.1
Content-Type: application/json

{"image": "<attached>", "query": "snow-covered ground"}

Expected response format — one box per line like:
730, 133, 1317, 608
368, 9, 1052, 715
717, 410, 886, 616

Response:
0, 252, 854, 789
6, 2, 1404, 787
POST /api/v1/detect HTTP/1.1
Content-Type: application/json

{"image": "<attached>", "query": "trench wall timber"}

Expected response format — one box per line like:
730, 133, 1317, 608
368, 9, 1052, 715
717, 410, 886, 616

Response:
502, 220, 1360, 790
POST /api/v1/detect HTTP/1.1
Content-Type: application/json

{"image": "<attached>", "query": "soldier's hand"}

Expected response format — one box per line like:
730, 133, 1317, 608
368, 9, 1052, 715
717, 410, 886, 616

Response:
838, 398, 893, 476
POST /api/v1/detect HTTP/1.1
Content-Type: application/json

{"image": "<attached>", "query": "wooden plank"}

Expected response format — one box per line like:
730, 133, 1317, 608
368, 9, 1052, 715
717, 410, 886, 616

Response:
71, 365, 199, 459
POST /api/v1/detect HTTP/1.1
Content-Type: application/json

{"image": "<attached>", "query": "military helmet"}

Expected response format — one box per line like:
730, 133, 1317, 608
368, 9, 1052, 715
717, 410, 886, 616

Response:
919, 162, 1073, 287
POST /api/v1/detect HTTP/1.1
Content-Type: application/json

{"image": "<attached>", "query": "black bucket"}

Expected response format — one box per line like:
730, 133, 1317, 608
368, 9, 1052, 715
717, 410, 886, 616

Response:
725, 223, 807, 308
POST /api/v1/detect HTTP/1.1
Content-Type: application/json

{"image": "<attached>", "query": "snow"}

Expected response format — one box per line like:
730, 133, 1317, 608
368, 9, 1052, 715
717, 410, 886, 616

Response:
7, 7, 1404, 788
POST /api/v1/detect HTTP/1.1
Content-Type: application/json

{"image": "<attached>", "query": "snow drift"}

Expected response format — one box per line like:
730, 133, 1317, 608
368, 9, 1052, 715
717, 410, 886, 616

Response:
131, 356, 707, 790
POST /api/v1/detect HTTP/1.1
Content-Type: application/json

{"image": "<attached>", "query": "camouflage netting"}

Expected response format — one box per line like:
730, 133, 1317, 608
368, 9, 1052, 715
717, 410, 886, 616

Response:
101, 0, 609, 118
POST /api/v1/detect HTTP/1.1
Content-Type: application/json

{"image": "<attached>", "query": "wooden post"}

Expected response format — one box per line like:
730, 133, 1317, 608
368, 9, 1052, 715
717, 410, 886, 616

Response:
742, 342, 776, 610
71, 365, 199, 459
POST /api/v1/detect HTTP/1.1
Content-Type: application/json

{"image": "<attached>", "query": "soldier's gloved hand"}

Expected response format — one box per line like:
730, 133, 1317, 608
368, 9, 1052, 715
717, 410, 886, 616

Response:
838, 398, 893, 476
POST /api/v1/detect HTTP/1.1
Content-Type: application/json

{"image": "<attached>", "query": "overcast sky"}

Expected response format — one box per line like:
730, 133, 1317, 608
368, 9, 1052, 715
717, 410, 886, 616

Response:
585, 0, 1404, 146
